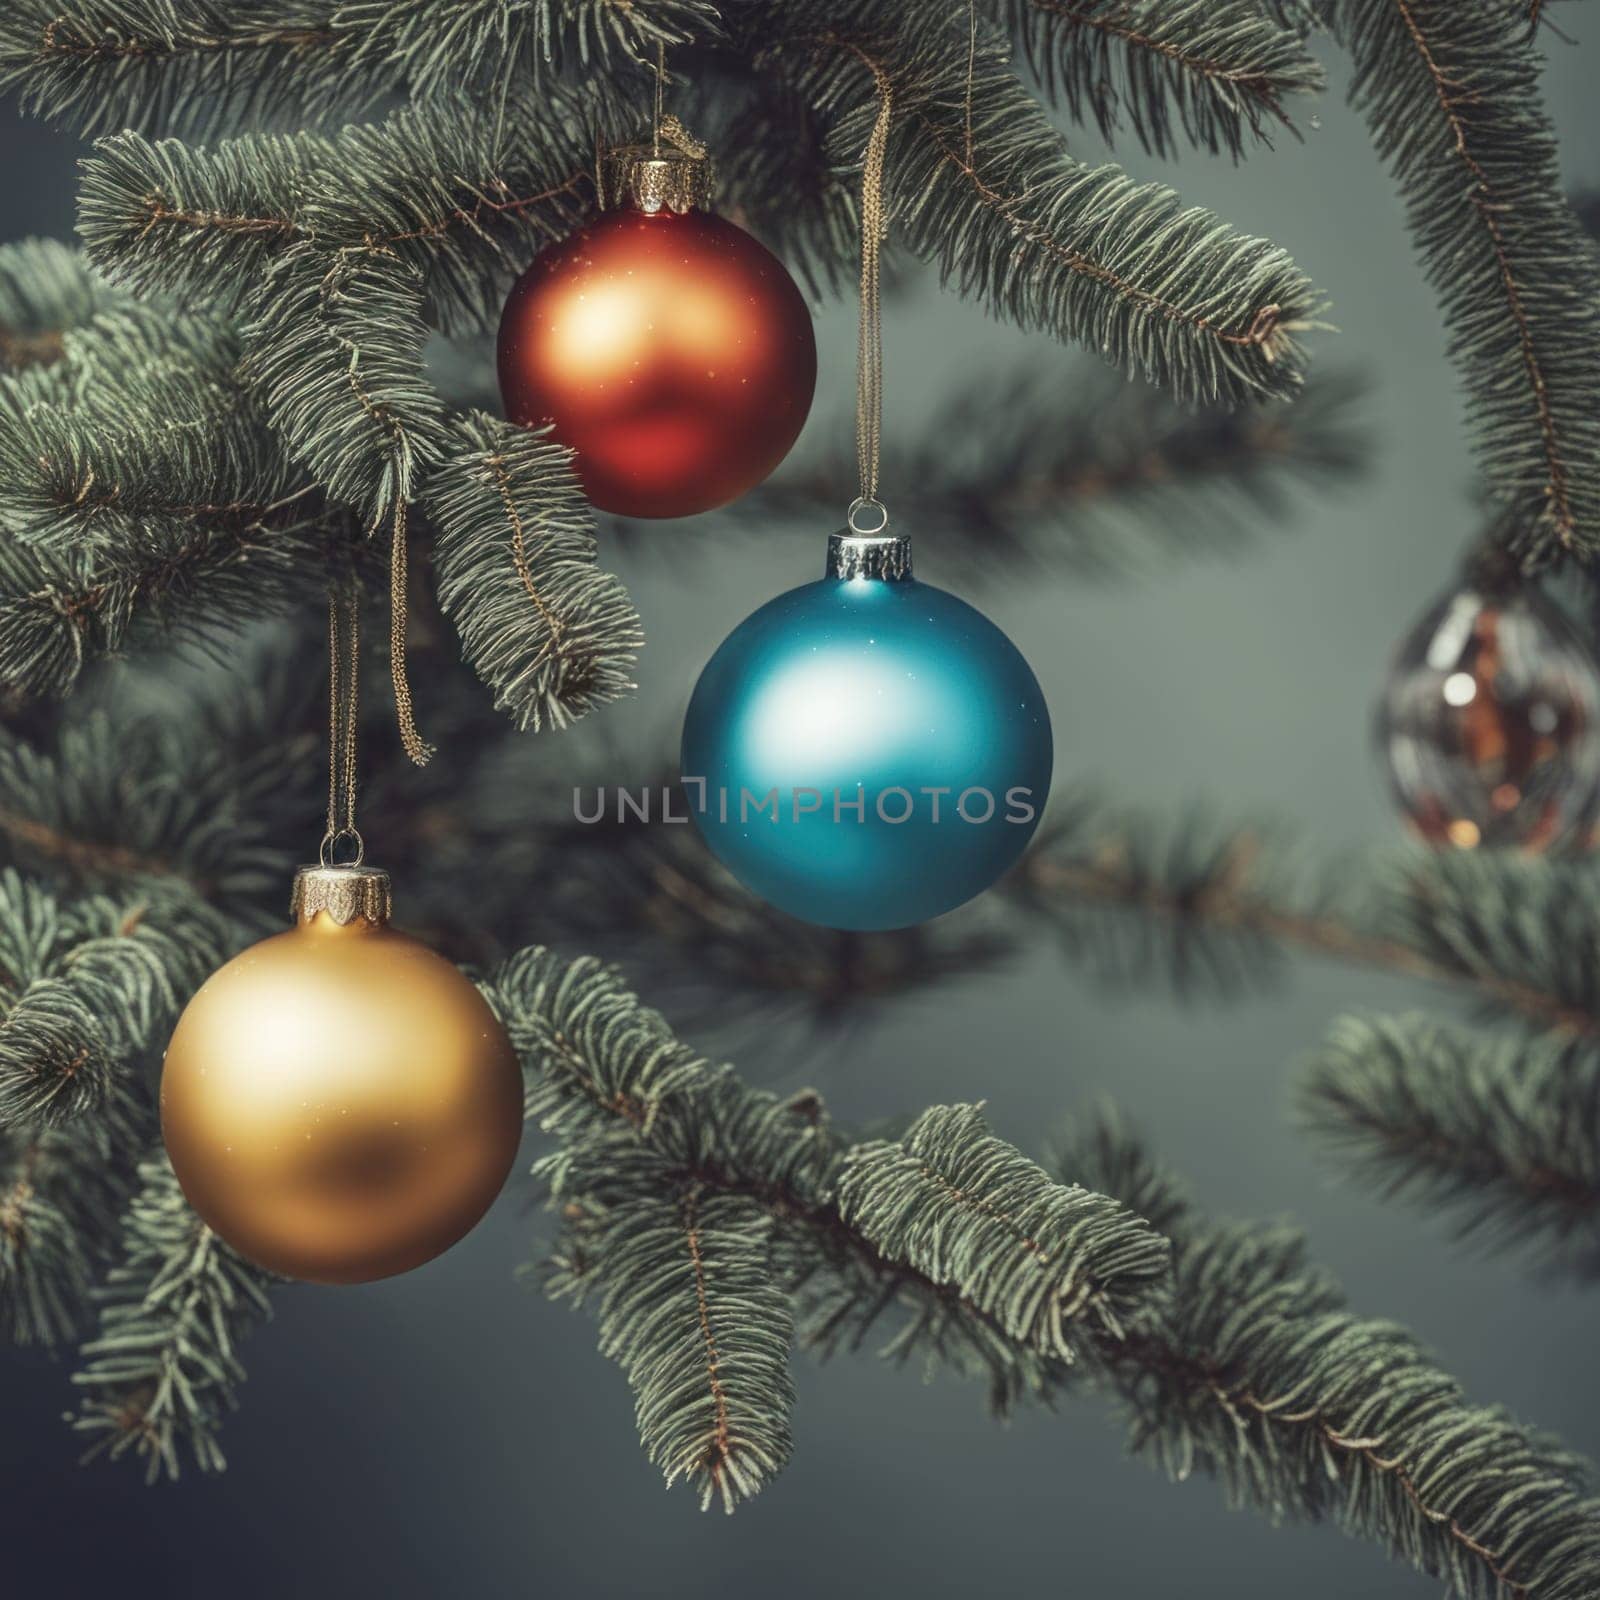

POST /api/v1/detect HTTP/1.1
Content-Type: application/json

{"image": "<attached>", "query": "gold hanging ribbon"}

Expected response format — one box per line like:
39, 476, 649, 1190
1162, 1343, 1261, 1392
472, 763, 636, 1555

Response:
323, 582, 364, 866
856, 64, 893, 509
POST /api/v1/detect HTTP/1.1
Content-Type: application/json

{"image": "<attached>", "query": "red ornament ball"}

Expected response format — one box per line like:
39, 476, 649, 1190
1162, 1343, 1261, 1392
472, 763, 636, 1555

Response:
497, 206, 817, 519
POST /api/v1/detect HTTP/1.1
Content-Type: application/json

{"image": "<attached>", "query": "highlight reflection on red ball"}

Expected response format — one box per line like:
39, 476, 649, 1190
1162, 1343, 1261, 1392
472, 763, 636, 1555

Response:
497, 209, 817, 519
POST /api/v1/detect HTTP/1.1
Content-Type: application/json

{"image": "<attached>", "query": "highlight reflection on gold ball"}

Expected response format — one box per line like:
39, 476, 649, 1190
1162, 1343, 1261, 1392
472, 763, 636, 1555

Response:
161, 867, 523, 1284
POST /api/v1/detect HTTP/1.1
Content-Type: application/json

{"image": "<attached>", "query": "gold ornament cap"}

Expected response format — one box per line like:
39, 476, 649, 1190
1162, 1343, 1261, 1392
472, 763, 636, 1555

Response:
291, 864, 392, 927
601, 130, 713, 215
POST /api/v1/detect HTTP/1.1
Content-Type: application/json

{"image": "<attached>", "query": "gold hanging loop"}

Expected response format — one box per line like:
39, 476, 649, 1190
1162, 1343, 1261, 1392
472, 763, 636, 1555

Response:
653, 41, 666, 156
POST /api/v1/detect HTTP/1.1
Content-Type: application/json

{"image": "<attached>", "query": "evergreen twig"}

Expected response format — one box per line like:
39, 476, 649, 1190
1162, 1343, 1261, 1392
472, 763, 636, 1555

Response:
1, 1081, 148, 1346
0, 0, 717, 138
426, 412, 643, 732
69, 1155, 276, 1481
750, 0, 1324, 405
490, 947, 1600, 1594
1300, 1014, 1600, 1273
1001, 0, 1325, 159
544, 1140, 796, 1513
1318, 0, 1600, 561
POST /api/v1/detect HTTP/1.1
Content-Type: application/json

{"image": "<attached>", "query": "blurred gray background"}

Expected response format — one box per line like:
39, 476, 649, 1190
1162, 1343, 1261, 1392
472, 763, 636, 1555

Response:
3, 30, 1597, 1600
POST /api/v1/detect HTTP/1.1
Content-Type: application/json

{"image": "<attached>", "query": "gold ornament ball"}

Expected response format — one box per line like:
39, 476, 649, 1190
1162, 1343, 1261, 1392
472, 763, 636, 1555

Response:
161, 866, 523, 1284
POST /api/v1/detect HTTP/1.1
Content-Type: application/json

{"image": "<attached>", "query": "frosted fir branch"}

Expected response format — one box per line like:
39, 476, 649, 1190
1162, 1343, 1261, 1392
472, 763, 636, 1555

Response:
1065, 1115, 1600, 1600
0, 871, 224, 1130
286, 83, 604, 337
1380, 847, 1600, 1036
443, 771, 1600, 1045
0, 494, 346, 704
1317, 0, 1600, 562
751, 0, 1324, 405
544, 1143, 795, 1513
1007, 793, 1600, 1031
0, 683, 317, 923
499, 950, 1102, 1417
0, 237, 115, 370
243, 243, 447, 525
330, 0, 719, 109
0, 346, 298, 559
706, 75, 860, 301
78, 85, 607, 337
0, 278, 303, 569
70, 1155, 275, 1481
836, 1103, 1171, 1357
426, 413, 642, 732
514, 774, 1584, 1039
77, 125, 332, 305
1000, 0, 1326, 159
484, 948, 734, 1145
497, 947, 1600, 1593
0, 0, 718, 139
1300, 1013, 1600, 1273
1006, 794, 1371, 1001
0, 2, 366, 140
0, 297, 244, 435
0, 1080, 148, 1346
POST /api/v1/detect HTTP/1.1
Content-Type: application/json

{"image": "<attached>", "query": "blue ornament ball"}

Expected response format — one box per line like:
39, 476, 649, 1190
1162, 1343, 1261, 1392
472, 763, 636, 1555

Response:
681, 540, 1052, 930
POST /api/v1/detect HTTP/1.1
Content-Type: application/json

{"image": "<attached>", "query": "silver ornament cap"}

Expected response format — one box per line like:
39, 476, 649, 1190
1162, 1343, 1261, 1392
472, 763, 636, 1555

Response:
826, 532, 912, 580
290, 864, 393, 927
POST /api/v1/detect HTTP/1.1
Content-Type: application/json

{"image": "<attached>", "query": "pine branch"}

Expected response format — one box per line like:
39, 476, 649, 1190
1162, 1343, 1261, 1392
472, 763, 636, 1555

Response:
243, 243, 446, 525
1007, 792, 1600, 1031
0, 666, 317, 921
836, 1103, 1171, 1357
283, 84, 601, 338
69, 1154, 276, 1481
78, 85, 603, 337
545, 1146, 795, 1513
1, 1080, 148, 1346
485, 947, 729, 1143
0, 237, 113, 370
0, 251, 374, 699
1318, 0, 1600, 561
1382, 847, 1600, 1036
1300, 1014, 1600, 1273
426, 413, 642, 733
1006, 791, 1353, 999
78, 89, 613, 529
0, 324, 300, 558
1066, 1115, 1600, 1600
495, 947, 1098, 1420
1000, 0, 1326, 160
0, 0, 716, 138
77, 124, 331, 305
496, 946, 1600, 1592
0, 2, 363, 140
705, 72, 860, 301
749, 367, 1371, 583
0, 494, 346, 703
0, 871, 223, 1130
332, 0, 718, 109
755, 0, 1323, 405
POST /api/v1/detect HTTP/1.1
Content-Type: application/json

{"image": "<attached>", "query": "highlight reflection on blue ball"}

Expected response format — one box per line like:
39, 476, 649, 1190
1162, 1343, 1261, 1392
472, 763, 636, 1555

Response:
682, 568, 1053, 930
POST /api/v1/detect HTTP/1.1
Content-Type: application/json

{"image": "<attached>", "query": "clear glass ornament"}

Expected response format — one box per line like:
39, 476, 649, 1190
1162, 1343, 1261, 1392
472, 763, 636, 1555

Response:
1376, 581, 1600, 851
